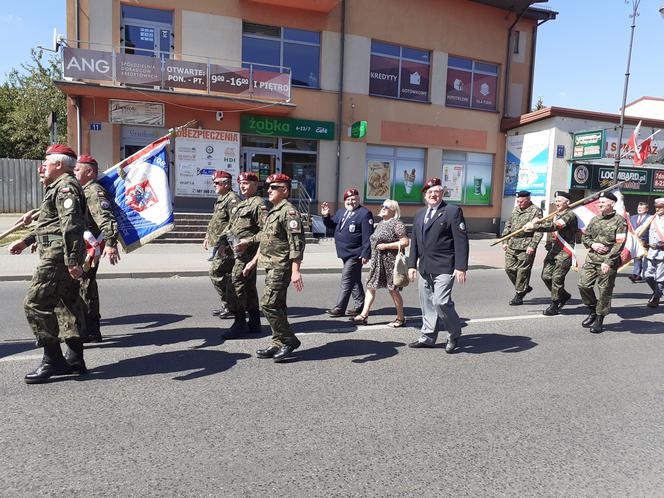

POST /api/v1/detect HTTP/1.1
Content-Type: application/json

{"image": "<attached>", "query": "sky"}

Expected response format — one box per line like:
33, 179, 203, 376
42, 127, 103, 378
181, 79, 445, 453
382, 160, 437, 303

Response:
0, 0, 662, 115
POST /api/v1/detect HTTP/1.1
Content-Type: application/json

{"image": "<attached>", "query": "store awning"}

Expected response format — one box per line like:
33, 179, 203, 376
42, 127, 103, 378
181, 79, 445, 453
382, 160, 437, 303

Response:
54, 80, 297, 116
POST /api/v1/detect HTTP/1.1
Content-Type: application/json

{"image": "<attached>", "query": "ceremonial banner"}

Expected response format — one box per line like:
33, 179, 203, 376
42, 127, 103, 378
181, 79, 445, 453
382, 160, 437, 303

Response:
98, 136, 174, 252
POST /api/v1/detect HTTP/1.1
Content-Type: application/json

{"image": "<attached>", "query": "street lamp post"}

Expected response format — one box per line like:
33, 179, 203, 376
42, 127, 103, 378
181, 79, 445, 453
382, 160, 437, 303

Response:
613, 0, 641, 185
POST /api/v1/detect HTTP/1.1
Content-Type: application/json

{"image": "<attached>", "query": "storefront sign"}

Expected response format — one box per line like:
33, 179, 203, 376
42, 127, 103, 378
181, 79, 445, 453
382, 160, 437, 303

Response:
174, 128, 240, 198
570, 163, 664, 195
369, 55, 399, 98
240, 115, 335, 140
209, 65, 251, 94
504, 130, 551, 196
653, 170, 664, 193
115, 53, 161, 86
572, 130, 604, 160
445, 68, 471, 107
350, 121, 367, 138
109, 100, 164, 126
63, 48, 113, 81
399, 60, 429, 102
471, 73, 498, 111
163, 59, 207, 90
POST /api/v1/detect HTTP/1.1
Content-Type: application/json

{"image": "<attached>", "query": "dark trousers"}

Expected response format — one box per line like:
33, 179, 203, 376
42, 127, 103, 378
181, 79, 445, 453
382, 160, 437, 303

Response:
334, 257, 365, 312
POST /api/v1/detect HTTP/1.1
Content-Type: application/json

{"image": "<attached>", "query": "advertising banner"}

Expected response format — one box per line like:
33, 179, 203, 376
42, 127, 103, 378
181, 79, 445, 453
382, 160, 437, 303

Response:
505, 130, 551, 196
174, 128, 240, 198
250, 69, 291, 100
399, 60, 429, 102
570, 163, 664, 195
471, 73, 498, 111
442, 164, 464, 202
240, 115, 335, 140
163, 59, 207, 91
445, 68, 471, 107
109, 100, 164, 127
393, 159, 425, 204
572, 130, 604, 160
369, 55, 399, 98
115, 53, 161, 86
63, 47, 113, 81
602, 131, 664, 167
653, 170, 664, 193
209, 65, 251, 94
365, 160, 393, 202
464, 163, 493, 204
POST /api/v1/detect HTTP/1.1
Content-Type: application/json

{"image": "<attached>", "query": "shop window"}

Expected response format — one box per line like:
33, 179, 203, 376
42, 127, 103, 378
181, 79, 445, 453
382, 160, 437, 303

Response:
445, 56, 499, 111
369, 41, 430, 103
282, 152, 317, 200
242, 22, 320, 88
365, 145, 426, 204
242, 135, 278, 149
441, 150, 493, 205
121, 5, 173, 59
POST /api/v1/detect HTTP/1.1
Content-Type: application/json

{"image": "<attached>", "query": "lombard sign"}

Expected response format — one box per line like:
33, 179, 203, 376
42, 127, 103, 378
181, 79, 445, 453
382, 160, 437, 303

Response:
572, 130, 604, 160
240, 115, 335, 140
570, 163, 663, 195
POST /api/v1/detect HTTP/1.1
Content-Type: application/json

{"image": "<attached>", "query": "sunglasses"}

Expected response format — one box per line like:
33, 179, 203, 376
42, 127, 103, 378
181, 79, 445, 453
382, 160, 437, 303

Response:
381, 205, 391, 209
268, 184, 285, 191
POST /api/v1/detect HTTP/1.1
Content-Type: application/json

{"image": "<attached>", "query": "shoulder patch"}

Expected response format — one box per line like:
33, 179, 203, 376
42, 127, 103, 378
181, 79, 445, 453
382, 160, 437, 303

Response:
63, 198, 74, 209
459, 222, 466, 231
369, 219, 374, 225
288, 210, 297, 215
289, 219, 300, 232
61, 187, 71, 194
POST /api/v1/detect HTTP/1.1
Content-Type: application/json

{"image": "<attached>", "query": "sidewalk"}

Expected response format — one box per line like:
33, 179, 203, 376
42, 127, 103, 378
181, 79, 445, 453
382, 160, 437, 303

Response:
0, 213, 567, 281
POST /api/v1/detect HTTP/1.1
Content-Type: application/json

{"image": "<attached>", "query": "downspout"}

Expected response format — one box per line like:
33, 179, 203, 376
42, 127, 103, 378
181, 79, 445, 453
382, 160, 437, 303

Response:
75, 0, 82, 153
527, 18, 553, 110
502, 5, 530, 117
334, 0, 346, 207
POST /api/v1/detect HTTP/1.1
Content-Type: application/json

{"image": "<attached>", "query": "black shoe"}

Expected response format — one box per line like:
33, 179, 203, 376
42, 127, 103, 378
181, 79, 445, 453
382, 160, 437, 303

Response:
83, 334, 102, 344
581, 310, 597, 328
326, 308, 344, 317
558, 291, 572, 309
273, 344, 299, 362
523, 286, 533, 296
256, 345, 279, 359
408, 340, 434, 348
64, 340, 88, 375
224, 316, 247, 338
445, 338, 458, 354
24, 344, 70, 384
647, 295, 660, 308
212, 308, 224, 316
247, 312, 262, 334
509, 294, 523, 306
218, 310, 234, 319
543, 302, 560, 316
590, 315, 604, 333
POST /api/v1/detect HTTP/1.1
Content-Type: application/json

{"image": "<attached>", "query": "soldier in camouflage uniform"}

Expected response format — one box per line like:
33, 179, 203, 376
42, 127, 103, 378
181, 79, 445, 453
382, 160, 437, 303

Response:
223, 172, 267, 336
8, 144, 88, 384
524, 191, 579, 316
501, 190, 543, 305
204, 170, 241, 319
578, 191, 627, 333
247, 174, 305, 363
73, 154, 120, 342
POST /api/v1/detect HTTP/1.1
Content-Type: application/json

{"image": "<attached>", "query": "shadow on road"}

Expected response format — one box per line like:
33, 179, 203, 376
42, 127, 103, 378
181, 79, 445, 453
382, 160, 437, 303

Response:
93, 327, 227, 350
0, 340, 36, 360
100, 313, 191, 330
87, 349, 251, 381
283, 339, 405, 364
456, 333, 537, 354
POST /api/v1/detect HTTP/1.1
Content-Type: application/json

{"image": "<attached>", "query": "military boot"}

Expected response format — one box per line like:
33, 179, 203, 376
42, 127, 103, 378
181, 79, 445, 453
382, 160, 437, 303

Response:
64, 339, 88, 374
509, 293, 523, 306
581, 307, 597, 328
558, 290, 572, 309
225, 315, 247, 338
589, 315, 604, 334
543, 301, 560, 316
246, 311, 262, 334
24, 343, 70, 384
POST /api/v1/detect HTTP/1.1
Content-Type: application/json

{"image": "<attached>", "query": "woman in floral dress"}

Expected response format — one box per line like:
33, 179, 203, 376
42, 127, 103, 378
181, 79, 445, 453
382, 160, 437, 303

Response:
350, 199, 409, 326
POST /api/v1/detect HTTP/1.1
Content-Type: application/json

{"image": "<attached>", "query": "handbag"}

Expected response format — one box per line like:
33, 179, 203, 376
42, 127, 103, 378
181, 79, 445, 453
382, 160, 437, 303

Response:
392, 241, 410, 288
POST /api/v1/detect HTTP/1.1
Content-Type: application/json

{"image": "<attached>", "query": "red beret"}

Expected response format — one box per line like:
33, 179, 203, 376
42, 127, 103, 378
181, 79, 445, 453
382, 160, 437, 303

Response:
212, 170, 232, 182
238, 172, 259, 182
77, 154, 98, 166
45, 144, 77, 159
344, 188, 359, 200
266, 173, 291, 185
421, 177, 442, 193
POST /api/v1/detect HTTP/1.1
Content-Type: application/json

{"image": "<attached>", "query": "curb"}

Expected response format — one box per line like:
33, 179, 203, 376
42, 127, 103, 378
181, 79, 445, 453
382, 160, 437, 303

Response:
0, 264, 499, 282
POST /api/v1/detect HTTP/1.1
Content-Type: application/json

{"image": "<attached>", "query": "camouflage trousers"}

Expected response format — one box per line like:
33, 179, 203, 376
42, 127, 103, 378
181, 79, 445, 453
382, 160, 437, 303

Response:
541, 251, 573, 301
261, 267, 300, 348
578, 261, 618, 316
231, 255, 260, 315
209, 252, 236, 313
505, 248, 536, 294
79, 264, 101, 337
24, 258, 84, 346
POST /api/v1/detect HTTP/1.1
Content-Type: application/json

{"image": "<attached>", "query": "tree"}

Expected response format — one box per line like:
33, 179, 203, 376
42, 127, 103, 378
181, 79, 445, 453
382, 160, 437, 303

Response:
532, 96, 545, 112
0, 49, 67, 159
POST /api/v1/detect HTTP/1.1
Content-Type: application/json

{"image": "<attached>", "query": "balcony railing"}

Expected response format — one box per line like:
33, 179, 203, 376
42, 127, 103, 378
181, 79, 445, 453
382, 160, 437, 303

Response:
61, 42, 292, 102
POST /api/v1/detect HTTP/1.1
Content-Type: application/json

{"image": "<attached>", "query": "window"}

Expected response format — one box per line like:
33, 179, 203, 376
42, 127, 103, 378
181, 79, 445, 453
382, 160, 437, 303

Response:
369, 41, 430, 102
121, 5, 173, 59
242, 22, 320, 88
441, 150, 493, 205
513, 31, 520, 54
365, 146, 426, 204
445, 56, 499, 111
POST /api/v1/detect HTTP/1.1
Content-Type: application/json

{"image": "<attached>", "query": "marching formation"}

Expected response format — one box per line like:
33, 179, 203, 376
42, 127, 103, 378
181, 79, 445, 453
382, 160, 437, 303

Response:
6, 143, 664, 385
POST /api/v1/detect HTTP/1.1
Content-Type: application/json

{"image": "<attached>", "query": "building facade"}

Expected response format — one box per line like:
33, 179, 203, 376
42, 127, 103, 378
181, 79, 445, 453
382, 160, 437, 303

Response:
60, 0, 556, 229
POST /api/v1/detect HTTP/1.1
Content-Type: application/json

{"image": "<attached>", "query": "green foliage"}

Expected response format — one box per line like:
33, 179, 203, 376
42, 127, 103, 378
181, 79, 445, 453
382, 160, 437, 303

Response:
532, 96, 545, 112
0, 49, 67, 159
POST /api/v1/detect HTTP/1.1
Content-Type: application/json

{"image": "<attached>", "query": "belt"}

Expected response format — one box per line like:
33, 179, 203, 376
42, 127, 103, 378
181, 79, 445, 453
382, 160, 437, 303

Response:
36, 234, 63, 245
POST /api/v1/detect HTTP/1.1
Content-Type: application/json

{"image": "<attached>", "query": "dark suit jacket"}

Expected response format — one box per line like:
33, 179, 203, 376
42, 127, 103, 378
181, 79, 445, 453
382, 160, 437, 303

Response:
323, 205, 374, 260
631, 213, 651, 243
408, 202, 469, 275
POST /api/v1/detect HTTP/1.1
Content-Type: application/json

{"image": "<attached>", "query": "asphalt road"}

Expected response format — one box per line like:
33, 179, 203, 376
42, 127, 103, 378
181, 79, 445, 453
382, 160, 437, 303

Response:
1, 271, 663, 497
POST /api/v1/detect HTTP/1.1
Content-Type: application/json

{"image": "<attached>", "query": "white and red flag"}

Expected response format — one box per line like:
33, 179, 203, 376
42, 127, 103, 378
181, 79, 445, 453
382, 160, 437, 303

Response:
624, 121, 660, 166
572, 189, 646, 267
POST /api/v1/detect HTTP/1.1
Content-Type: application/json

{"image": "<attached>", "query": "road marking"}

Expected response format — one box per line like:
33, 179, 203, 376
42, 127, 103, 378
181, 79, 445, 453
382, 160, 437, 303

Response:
0, 354, 42, 363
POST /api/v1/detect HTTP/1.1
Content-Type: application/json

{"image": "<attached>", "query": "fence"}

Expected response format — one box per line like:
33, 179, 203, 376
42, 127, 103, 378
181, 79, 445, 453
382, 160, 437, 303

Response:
0, 158, 43, 213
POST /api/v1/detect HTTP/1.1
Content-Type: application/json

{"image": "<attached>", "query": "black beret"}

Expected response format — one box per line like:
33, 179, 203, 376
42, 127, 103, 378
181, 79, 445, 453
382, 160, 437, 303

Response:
599, 191, 617, 202
554, 191, 571, 200
516, 190, 531, 198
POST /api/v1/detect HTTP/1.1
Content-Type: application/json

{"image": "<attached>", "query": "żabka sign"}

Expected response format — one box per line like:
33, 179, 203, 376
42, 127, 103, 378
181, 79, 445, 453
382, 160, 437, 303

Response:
63, 47, 290, 100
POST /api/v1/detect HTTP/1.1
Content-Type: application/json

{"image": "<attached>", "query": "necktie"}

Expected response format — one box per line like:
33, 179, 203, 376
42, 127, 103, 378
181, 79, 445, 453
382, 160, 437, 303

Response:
424, 208, 434, 224
340, 210, 351, 230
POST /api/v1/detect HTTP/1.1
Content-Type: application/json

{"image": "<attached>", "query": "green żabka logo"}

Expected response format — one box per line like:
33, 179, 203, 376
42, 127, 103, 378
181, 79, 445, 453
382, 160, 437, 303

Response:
248, 117, 289, 136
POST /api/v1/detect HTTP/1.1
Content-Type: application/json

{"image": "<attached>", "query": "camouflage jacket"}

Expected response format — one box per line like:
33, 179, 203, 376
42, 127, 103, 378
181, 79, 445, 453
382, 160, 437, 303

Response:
206, 190, 241, 244
533, 209, 579, 257
582, 212, 627, 267
23, 172, 87, 266
259, 199, 305, 269
83, 180, 119, 247
502, 203, 543, 250
226, 194, 267, 259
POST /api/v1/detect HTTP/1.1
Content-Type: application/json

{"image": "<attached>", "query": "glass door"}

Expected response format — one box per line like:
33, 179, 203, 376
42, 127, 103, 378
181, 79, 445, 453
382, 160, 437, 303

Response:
243, 149, 280, 197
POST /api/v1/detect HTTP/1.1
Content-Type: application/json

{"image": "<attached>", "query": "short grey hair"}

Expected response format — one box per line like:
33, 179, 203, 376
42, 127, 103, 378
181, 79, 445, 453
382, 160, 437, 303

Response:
382, 199, 401, 219
47, 153, 76, 170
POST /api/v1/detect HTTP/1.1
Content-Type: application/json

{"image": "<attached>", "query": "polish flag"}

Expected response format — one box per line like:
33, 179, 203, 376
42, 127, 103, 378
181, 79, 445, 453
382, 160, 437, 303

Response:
624, 120, 642, 164
632, 130, 660, 166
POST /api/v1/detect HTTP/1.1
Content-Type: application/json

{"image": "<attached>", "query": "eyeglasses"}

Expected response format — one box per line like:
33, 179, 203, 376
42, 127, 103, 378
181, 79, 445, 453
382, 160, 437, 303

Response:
268, 184, 285, 191
213, 181, 226, 185
381, 205, 391, 209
